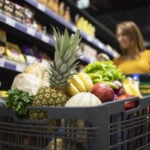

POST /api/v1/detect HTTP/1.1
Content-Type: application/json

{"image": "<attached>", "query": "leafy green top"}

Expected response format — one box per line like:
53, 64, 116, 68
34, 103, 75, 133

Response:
5, 89, 34, 115
49, 28, 81, 88
83, 61, 125, 83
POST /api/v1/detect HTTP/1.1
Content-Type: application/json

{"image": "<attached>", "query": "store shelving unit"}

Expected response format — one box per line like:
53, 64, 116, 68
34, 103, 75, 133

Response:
24, 0, 115, 58
0, 57, 26, 72
0, 13, 54, 46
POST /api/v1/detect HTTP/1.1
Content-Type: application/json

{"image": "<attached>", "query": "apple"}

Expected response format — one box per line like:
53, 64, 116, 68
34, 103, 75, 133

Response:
117, 94, 136, 110
92, 82, 114, 103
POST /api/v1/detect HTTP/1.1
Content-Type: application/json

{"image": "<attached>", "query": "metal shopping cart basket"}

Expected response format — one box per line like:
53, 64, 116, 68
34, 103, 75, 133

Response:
0, 95, 150, 150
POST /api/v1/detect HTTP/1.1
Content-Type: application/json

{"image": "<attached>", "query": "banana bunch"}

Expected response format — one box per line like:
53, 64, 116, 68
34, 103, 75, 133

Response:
123, 77, 142, 98
67, 72, 93, 96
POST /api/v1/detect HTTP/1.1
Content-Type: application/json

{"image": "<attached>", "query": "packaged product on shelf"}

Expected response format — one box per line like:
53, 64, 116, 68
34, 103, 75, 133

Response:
47, 0, 54, 10
0, 29, 7, 43
36, 21, 43, 32
80, 43, 97, 63
39, 51, 52, 61
21, 45, 41, 65
3, 0, 15, 18
89, 23, 95, 37
24, 6, 34, 26
0, 0, 4, 10
0, 29, 6, 56
38, 0, 47, 6
76, 16, 96, 36
59, 1, 65, 16
96, 53, 110, 61
14, 3, 25, 23
5, 42, 26, 64
76, 17, 84, 31
53, 0, 59, 14
75, 13, 80, 24
64, 6, 71, 22
42, 26, 47, 34
32, 20, 38, 31
0, 42, 5, 56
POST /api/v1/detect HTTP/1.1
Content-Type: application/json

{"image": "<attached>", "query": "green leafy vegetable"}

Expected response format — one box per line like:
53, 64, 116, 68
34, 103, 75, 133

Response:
83, 61, 125, 83
5, 89, 34, 115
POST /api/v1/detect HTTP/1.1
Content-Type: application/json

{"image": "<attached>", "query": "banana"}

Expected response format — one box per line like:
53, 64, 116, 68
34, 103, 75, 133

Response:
78, 72, 93, 92
123, 84, 134, 95
123, 78, 142, 98
67, 82, 80, 96
69, 75, 87, 92
129, 83, 142, 98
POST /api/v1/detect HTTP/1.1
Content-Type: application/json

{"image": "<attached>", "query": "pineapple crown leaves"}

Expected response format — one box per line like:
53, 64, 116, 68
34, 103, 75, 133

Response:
53, 27, 81, 69
48, 28, 81, 88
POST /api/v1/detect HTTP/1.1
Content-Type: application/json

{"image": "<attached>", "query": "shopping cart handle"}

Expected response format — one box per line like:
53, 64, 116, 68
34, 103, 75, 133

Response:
106, 96, 141, 114
124, 98, 140, 114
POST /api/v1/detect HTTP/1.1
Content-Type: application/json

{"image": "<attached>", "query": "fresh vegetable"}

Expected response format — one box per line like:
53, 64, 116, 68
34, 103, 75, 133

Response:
92, 82, 114, 103
113, 80, 125, 95
117, 94, 136, 110
83, 61, 125, 84
5, 89, 34, 115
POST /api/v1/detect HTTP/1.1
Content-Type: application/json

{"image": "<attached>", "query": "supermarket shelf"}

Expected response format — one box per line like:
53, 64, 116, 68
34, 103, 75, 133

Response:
0, 57, 26, 72
25, 0, 115, 58
0, 12, 93, 64
0, 12, 54, 47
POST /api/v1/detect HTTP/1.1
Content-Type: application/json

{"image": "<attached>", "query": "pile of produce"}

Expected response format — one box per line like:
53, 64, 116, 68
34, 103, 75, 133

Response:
4, 28, 142, 117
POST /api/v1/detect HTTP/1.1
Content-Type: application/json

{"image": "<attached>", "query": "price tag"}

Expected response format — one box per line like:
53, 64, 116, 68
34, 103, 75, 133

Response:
4, 61, 16, 70
72, 26, 77, 32
27, 27, 36, 36
41, 34, 49, 43
16, 64, 26, 72
0, 58, 4, 67
86, 36, 93, 42
38, 3, 46, 12
98, 42, 104, 49
6, 17, 15, 27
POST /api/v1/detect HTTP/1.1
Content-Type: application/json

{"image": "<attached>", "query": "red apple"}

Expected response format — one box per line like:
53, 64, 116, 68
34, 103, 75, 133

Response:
92, 82, 114, 103
117, 94, 136, 110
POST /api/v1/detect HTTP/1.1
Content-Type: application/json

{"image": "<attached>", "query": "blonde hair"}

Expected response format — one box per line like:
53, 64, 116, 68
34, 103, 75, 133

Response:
116, 21, 145, 56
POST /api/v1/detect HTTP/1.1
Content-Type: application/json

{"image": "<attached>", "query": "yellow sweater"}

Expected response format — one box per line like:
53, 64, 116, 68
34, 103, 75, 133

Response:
113, 50, 150, 74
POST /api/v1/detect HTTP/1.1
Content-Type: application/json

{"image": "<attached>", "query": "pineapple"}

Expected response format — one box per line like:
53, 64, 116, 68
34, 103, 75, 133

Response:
30, 28, 81, 120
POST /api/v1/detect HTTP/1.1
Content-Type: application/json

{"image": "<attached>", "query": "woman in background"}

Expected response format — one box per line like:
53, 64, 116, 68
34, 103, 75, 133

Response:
113, 21, 150, 74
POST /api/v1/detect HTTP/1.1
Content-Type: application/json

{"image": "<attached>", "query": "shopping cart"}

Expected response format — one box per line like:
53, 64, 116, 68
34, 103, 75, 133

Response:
0, 95, 150, 150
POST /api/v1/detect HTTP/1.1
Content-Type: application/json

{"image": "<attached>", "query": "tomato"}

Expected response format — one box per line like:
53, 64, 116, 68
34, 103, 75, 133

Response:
117, 94, 136, 110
